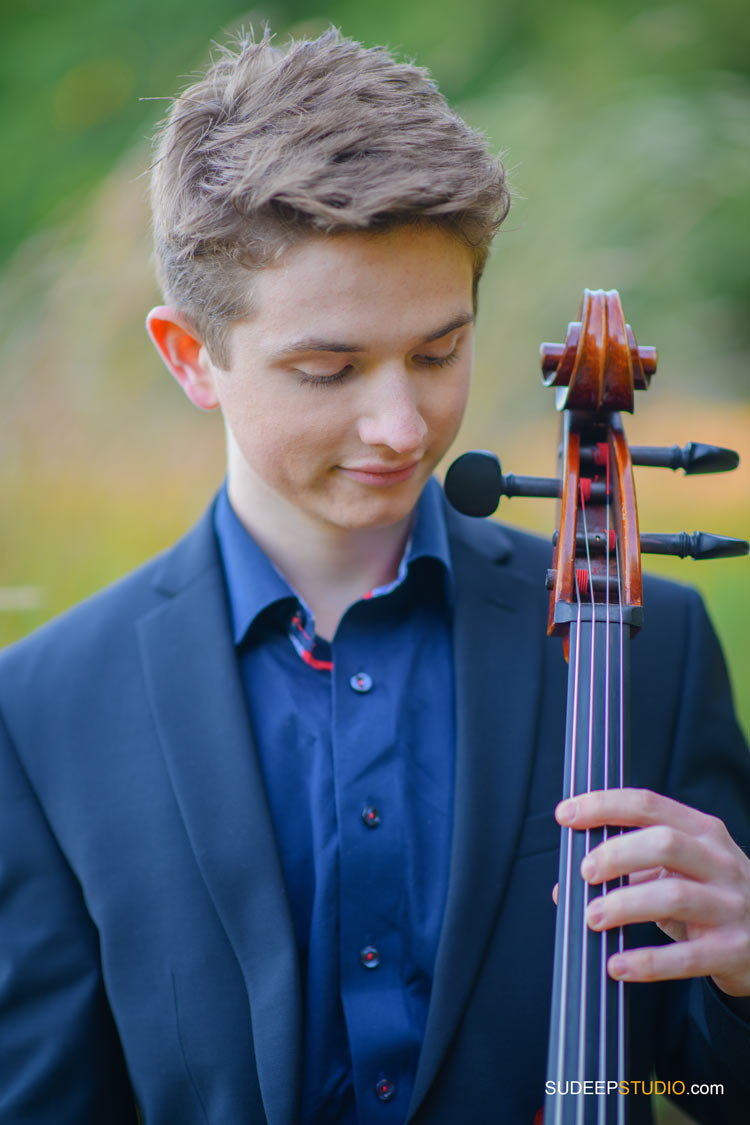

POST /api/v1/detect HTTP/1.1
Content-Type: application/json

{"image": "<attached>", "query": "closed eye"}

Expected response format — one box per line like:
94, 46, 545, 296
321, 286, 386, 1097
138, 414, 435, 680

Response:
415, 347, 459, 368
297, 365, 354, 387
297, 343, 460, 387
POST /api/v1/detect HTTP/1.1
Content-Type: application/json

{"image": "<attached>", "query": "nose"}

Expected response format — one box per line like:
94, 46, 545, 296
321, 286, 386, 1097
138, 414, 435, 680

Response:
357, 367, 428, 455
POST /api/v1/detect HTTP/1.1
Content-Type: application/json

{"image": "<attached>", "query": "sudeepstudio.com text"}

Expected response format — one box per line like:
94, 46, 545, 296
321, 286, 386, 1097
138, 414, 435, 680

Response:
545, 1080, 724, 1097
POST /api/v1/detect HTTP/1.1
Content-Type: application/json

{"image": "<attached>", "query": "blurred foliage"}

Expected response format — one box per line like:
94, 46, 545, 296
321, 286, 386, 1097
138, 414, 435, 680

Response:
3, 0, 750, 388
1, 0, 248, 264
2, 0, 749, 388
0, 5, 748, 1119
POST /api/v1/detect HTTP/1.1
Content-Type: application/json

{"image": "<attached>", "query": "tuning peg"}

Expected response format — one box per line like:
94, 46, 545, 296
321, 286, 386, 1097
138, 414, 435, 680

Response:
551, 529, 749, 560
640, 532, 750, 560
629, 442, 740, 474
444, 451, 565, 517
445, 451, 615, 517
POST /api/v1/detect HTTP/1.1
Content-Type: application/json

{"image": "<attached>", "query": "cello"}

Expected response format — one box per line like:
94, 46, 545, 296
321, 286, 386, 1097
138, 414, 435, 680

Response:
444, 288, 749, 1124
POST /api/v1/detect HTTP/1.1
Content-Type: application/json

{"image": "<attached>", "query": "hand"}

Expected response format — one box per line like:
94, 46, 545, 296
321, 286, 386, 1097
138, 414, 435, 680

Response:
553, 788, 750, 1000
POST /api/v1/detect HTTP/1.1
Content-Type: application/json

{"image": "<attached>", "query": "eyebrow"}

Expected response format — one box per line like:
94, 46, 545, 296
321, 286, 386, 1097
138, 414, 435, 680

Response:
269, 312, 474, 360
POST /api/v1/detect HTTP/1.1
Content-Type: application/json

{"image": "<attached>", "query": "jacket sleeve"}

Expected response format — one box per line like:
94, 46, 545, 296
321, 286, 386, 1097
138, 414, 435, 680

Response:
0, 710, 137, 1125
653, 587, 750, 1122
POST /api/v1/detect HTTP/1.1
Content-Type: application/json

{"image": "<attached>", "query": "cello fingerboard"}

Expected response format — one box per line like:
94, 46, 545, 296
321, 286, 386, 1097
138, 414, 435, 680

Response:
545, 613, 631, 1125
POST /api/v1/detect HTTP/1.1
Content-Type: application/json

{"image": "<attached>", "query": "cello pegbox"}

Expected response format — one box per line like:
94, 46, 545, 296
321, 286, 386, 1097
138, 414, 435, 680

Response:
539, 289, 656, 412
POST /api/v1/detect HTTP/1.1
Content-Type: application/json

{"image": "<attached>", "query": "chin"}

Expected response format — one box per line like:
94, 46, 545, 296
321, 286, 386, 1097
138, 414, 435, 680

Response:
327, 495, 418, 532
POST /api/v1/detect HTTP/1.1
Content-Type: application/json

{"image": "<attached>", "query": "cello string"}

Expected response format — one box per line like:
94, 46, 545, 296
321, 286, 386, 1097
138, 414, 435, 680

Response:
554, 525, 582, 1120
615, 536, 626, 1125
599, 447, 613, 1125
553, 565, 584, 1125
577, 483, 597, 1118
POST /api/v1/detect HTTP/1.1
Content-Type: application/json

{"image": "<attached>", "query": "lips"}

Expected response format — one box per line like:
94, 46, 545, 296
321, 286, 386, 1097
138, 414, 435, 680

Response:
338, 461, 420, 486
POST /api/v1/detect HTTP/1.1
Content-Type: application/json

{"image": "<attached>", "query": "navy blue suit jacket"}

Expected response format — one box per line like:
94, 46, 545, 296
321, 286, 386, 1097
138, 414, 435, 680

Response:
1, 495, 749, 1124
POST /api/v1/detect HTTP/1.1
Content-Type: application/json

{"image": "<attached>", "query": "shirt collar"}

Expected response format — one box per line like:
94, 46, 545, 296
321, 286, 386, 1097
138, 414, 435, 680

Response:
214, 475, 453, 646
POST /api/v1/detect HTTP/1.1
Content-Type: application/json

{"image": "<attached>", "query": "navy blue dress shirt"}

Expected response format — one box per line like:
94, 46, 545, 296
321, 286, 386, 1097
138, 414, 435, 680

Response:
213, 478, 456, 1124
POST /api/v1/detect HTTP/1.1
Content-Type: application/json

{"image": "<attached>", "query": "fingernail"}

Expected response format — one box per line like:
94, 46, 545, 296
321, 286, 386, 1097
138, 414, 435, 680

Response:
608, 955, 627, 979
556, 799, 577, 825
580, 855, 595, 879
587, 902, 604, 929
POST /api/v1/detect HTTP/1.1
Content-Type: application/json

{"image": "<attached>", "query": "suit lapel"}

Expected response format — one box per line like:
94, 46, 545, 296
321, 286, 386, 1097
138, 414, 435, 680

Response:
409, 507, 548, 1118
136, 512, 301, 1125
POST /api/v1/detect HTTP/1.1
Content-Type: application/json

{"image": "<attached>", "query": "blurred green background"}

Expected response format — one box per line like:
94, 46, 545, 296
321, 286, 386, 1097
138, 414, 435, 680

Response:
1, 2, 748, 1120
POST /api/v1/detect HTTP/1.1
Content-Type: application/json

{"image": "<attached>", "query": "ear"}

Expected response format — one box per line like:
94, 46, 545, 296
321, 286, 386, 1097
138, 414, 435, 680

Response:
146, 306, 220, 411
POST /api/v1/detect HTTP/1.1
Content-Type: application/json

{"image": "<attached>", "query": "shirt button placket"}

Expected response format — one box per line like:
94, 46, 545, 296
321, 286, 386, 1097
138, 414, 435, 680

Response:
339, 655, 401, 1117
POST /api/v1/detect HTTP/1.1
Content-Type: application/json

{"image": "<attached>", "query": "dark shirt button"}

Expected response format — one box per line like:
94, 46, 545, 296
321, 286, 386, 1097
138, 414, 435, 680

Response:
349, 671, 373, 693
362, 805, 381, 829
375, 1078, 395, 1102
360, 946, 381, 969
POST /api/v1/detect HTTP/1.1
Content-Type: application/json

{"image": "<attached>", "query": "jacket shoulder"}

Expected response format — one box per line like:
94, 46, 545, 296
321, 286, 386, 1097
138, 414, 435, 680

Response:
445, 501, 552, 574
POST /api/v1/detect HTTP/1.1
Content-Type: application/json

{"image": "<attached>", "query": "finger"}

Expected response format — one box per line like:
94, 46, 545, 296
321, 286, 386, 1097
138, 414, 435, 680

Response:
580, 826, 724, 886
552, 882, 559, 906
606, 929, 750, 989
585, 878, 743, 932
556, 788, 723, 837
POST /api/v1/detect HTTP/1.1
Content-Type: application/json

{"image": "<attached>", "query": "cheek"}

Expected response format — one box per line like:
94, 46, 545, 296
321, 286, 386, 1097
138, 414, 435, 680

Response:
221, 385, 348, 476
455, 367, 473, 416
430, 367, 472, 436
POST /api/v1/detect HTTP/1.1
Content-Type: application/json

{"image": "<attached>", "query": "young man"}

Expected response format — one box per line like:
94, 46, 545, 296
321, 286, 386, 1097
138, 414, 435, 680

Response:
1, 28, 749, 1125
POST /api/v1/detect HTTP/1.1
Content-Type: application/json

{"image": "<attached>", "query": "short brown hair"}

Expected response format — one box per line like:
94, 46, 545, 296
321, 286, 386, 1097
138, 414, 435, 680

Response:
150, 28, 510, 367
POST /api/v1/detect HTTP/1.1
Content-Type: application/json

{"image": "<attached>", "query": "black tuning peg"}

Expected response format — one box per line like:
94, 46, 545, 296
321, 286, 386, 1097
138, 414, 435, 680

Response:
640, 532, 750, 560
444, 451, 563, 517
629, 442, 740, 474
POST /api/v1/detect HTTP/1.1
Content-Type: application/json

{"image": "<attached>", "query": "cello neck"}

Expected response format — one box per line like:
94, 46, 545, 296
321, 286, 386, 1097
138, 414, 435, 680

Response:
544, 608, 631, 1124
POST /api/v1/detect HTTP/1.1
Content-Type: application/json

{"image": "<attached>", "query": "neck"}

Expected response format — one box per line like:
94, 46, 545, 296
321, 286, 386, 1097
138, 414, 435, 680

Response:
226, 470, 414, 642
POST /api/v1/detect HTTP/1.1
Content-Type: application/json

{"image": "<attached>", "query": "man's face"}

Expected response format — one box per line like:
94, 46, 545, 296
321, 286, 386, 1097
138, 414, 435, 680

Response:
204, 226, 475, 535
